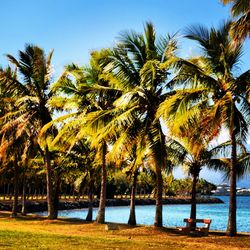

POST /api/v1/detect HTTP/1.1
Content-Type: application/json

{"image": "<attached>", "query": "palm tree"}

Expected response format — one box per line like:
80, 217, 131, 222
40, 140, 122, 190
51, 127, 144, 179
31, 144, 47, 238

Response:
207, 140, 250, 189
102, 110, 147, 226
89, 22, 177, 227
0, 67, 35, 217
0, 116, 37, 217
0, 45, 57, 219
159, 21, 250, 236
0, 136, 22, 217
221, 0, 250, 42
51, 136, 97, 221
47, 50, 121, 223
167, 137, 230, 229
109, 137, 146, 226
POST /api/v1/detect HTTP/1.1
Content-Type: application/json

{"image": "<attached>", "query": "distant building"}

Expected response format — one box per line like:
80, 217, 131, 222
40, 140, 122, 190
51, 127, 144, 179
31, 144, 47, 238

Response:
237, 187, 250, 196
212, 183, 250, 196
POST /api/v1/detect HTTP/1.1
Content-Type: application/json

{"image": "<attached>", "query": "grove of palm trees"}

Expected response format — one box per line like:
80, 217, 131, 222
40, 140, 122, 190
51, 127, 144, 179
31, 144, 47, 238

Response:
0, 1, 250, 248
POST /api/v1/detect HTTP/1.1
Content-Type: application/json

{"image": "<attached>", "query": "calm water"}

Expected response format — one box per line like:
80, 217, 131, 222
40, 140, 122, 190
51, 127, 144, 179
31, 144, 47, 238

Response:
38, 196, 250, 232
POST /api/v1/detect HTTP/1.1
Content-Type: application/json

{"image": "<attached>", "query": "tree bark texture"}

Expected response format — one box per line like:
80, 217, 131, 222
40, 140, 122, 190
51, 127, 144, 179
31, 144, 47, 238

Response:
45, 146, 55, 219
128, 171, 138, 225
86, 171, 94, 222
154, 165, 163, 227
151, 125, 165, 228
227, 129, 237, 236
190, 170, 199, 230
96, 141, 107, 224
21, 172, 27, 215
11, 161, 19, 217
53, 173, 60, 219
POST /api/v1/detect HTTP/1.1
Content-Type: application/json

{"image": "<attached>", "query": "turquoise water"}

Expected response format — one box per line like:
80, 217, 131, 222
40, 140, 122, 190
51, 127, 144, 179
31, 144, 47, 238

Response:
38, 196, 250, 232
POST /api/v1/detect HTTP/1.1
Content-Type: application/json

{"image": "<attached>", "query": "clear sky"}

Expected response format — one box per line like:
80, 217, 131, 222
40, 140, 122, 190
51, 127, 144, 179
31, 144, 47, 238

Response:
1, 0, 250, 186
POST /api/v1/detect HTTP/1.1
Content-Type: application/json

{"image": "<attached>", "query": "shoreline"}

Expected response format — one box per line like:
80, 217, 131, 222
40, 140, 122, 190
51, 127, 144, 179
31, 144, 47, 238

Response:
0, 197, 223, 213
0, 210, 249, 235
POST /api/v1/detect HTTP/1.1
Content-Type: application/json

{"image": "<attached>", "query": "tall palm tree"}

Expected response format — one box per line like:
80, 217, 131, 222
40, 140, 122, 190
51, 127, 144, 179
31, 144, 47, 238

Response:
89, 22, 177, 227
221, 0, 250, 42
46, 50, 121, 223
159, 21, 250, 236
0, 45, 57, 219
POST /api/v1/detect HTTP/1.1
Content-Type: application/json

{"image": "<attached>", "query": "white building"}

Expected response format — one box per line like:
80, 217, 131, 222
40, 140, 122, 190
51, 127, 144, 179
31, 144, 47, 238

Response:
212, 183, 250, 196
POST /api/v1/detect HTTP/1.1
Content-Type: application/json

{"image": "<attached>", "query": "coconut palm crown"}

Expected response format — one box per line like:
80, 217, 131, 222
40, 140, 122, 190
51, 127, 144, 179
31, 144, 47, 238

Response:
221, 0, 250, 42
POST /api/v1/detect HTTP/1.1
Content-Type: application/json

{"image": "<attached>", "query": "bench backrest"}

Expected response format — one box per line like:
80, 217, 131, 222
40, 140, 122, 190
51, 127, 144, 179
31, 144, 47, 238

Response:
184, 218, 212, 224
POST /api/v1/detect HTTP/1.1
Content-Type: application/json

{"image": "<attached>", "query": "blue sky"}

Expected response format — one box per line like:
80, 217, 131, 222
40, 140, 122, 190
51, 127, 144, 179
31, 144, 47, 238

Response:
1, 0, 249, 73
1, 0, 250, 186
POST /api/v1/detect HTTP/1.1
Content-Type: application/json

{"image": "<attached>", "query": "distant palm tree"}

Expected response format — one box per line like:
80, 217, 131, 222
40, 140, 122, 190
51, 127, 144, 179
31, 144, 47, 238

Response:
0, 134, 22, 217
168, 137, 230, 229
159, 21, 250, 236
52, 137, 97, 222
221, 0, 250, 42
207, 141, 250, 186
0, 67, 37, 217
0, 45, 57, 219
109, 137, 146, 226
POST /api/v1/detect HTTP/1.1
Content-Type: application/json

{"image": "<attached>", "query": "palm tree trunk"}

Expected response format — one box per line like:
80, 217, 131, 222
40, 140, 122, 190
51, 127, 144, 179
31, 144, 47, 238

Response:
147, 124, 164, 228
154, 165, 163, 227
227, 129, 237, 236
21, 172, 27, 215
86, 171, 94, 222
45, 146, 55, 219
190, 170, 199, 230
96, 141, 107, 224
7, 183, 10, 200
11, 161, 19, 217
128, 170, 138, 226
3, 184, 6, 200
53, 173, 60, 219
153, 125, 165, 228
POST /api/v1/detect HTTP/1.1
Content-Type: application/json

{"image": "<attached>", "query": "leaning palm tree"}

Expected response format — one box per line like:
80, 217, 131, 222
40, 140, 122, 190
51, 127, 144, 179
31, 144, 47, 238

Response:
159, 21, 250, 236
89, 22, 177, 227
221, 0, 250, 42
0, 45, 57, 219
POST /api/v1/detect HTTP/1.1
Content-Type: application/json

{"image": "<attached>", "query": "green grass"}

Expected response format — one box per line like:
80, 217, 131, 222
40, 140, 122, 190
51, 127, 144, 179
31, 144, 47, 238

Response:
0, 228, 186, 250
0, 212, 249, 249
0, 230, 136, 250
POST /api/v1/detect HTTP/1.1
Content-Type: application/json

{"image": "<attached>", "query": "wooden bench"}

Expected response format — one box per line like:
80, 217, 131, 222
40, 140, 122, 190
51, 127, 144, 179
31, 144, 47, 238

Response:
178, 218, 212, 236
105, 223, 119, 231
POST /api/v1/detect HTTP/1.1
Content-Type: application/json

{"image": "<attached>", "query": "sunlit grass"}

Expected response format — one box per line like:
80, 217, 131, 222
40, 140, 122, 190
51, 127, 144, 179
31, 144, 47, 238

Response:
0, 212, 249, 249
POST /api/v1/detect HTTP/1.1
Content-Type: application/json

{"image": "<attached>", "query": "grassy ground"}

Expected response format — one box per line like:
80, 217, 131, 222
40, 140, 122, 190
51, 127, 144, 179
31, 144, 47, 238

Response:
0, 212, 249, 250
